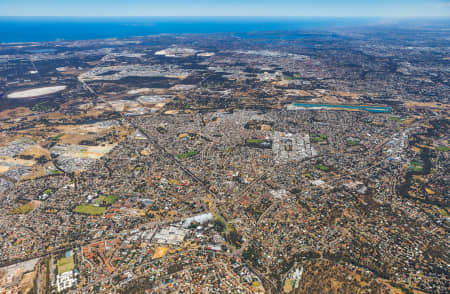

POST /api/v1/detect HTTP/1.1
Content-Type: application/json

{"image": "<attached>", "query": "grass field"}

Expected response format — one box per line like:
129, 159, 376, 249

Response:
312, 134, 327, 143
49, 170, 64, 175
346, 139, 359, 146
246, 138, 265, 144
8, 202, 35, 215
48, 133, 65, 141
409, 160, 423, 172
58, 256, 74, 274
73, 204, 106, 215
438, 208, 448, 217
176, 150, 198, 159
283, 74, 300, 80
94, 195, 119, 205
314, 164, 330, 171
436, 145, 449, 152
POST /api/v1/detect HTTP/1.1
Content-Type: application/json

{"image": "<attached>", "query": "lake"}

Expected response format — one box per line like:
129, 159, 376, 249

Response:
291, 103, 392, 113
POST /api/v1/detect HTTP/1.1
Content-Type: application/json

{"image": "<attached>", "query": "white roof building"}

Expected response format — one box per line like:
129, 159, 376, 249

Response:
56, 270, 76, 292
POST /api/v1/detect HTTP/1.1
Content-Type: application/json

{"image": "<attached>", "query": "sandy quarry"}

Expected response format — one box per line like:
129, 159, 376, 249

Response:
155, 47, 197, 57
7, 86, 67, 99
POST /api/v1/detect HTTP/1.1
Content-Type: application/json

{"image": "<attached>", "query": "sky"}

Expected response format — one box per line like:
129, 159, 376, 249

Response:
0, 0, 449, 17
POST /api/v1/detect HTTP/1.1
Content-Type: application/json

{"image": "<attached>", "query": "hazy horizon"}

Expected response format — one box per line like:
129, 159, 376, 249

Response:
1, 0, 449, 17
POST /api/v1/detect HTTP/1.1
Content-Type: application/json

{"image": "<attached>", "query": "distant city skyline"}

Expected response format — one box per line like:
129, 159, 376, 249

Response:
1, 0, 449, 17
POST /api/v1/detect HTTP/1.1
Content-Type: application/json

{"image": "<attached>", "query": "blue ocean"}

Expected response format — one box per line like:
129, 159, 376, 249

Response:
0, 17, 378, 43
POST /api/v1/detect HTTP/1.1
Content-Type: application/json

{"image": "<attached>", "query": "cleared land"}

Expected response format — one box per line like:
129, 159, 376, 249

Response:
152, 247, 168, 259
8, 86, 67, 99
